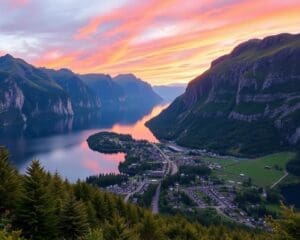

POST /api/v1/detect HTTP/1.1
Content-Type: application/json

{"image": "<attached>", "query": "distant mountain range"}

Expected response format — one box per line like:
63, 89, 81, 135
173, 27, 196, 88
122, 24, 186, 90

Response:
153, 83, 187, 101
0, 54, 162, 126
147, 33, 300, 157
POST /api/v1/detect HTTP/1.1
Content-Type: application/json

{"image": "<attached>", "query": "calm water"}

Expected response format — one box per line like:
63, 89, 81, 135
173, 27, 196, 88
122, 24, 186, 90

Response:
281, 184, 300, 209
0, 104, 168, 182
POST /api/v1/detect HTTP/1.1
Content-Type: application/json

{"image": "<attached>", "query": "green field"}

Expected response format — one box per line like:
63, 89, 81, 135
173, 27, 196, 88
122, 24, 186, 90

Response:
207, 152, 296, 187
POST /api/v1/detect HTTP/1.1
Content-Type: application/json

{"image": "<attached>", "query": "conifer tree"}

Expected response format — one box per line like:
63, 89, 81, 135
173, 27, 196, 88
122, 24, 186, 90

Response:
137, 213, 164, 240
268, 205, 300, 240
92, 192, 109, 223
116, 196, 127, 218
59, 196, 89, 240
0, 147, 21, 214
83, 229, 104, 240
16, 160, 57, 240
49, 171, 68, 218
103, 215, 139, 240
126, 204, 139, 226
86, 200, 97, 228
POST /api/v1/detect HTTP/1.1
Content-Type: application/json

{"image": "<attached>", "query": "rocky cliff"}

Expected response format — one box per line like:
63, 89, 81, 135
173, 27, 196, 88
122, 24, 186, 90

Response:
147, 33, 300, 156
0, 54, 73, 126
0, 54, 162, 126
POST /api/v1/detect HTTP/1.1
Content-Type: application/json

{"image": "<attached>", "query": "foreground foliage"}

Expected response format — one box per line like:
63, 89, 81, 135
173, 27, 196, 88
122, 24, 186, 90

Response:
0, 147, 299, 240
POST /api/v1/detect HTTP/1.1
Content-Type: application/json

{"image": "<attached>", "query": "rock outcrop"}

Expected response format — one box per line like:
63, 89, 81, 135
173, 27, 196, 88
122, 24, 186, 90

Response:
0, 54, 74, 126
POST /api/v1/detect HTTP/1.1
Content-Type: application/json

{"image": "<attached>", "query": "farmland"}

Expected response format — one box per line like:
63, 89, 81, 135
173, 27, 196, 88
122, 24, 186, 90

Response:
207, 152, 296, 187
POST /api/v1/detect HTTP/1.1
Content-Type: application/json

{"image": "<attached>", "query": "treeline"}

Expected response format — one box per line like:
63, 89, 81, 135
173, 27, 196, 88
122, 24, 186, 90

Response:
1, 147, 299, 240
86, 173, 128, 187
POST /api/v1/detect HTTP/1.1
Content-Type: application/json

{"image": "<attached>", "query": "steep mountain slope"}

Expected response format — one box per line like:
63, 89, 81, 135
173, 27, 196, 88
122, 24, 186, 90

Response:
80, 74, 123, 108
42, 68, 101, 112
113, 74, 162, 108
0, 54, 163, 126
0, 54, 73, 126
153, 83, 187, 101
147, 33, 300, 156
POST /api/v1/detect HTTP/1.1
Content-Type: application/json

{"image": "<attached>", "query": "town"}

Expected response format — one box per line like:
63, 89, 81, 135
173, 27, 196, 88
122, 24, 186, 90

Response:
87, 131, 290, 229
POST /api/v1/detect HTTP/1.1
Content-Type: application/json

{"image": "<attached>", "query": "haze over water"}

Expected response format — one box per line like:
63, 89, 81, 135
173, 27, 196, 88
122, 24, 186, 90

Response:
0, 104, 168, 182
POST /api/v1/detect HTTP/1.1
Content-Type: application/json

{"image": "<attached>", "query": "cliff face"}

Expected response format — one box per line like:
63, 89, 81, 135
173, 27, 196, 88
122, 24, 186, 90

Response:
147, 33, 300, 156
0, 54, 74, 126
0, 54, 163, 126
42, 68, 101, 112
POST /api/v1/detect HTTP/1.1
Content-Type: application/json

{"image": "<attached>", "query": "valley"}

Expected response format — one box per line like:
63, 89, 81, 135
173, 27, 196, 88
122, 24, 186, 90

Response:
1, 1, 300, 239
86, 130, 299, 228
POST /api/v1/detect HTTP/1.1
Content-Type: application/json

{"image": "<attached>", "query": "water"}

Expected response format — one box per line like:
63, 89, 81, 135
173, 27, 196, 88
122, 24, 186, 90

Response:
281, 184, 300, 209
0, 104, 168, 182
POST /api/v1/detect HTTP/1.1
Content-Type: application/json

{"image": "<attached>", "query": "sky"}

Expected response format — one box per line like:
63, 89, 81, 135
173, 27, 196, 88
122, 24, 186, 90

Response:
0, 0, 299, 85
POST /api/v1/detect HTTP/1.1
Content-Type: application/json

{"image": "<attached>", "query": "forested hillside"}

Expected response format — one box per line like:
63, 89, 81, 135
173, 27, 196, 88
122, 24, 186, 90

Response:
0, 147, 299, 240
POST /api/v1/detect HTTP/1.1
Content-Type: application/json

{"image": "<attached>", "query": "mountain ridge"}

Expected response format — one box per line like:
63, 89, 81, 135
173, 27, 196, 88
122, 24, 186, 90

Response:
0, 55, 162, 126
147, 33, 300, 157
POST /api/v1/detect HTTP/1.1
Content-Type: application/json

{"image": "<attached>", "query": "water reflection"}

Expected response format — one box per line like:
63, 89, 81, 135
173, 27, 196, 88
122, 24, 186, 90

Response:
0, 104, 168, 181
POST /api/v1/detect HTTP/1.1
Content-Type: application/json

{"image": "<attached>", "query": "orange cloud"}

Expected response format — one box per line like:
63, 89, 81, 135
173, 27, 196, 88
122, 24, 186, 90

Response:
33, 0, 300, 85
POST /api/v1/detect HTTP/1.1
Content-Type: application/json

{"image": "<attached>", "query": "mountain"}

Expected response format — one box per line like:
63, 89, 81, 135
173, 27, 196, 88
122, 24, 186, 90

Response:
42, 68, 101, 112
147, 33, 300, 157
153, 83, 187, 102
0, 54, 73, 126
0, 55, 162, 126
80, 73, 123, 108
113, 74, 162, 109
81, 73, 162, 110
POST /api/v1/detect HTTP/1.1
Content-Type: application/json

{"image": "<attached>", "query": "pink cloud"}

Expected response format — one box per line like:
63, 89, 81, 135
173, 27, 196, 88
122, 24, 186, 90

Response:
11, 0, 30, 7
26, 0, 300, 85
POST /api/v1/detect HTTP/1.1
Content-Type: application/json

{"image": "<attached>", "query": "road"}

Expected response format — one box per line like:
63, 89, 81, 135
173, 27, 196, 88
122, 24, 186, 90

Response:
271, 171, 288, 189
124, 181, 146, 203
151, 143, 178, 176
150, 143, 178, 213
151, 183, 161, 214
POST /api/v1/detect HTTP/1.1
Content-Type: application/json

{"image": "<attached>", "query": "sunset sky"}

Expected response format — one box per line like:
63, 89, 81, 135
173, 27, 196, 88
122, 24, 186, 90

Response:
0, 0, 299, 85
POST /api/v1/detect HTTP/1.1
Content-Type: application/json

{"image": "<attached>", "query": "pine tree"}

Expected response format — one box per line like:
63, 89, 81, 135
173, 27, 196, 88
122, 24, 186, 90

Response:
50, 172, 67, 217
103, 215, 139, 240
86, 200, 97, 228
16, 160, 57, 240
92, 192, 109, 223
268, 205, 300, 240
0, 147, 21, 214
74, 180, 92, 201
126, 204, 139, 226
59, 196, 89, 240
83, 229, 104, 240
0, 227, 23, 240
137, 213, 164, 240
116, 196, 127, 218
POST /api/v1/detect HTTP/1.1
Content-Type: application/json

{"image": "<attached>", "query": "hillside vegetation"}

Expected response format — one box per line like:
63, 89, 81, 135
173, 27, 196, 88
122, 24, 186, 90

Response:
147, 33, 300, 157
